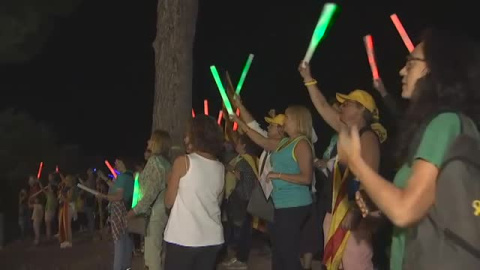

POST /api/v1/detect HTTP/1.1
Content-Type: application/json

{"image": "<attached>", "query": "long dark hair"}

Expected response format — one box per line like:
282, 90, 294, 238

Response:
396, 28, 480, 163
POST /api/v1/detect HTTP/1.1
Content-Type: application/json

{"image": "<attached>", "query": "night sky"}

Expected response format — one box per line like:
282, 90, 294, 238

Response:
0, 0, 477, 158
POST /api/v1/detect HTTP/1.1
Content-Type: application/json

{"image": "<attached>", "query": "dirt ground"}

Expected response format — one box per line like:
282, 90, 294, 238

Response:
0, 232, 323, 270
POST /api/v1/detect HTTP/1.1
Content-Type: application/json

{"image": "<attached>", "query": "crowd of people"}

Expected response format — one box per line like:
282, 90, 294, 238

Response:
17, 27, 480, 270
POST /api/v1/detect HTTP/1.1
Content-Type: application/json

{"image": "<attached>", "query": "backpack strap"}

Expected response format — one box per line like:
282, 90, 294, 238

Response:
259, 151, 270, 176
459, 114, 480, 138
437, 114, 479, 164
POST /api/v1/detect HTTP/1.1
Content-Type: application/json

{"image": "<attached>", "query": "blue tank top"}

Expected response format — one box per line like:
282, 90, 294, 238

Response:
270, 136, 313, 209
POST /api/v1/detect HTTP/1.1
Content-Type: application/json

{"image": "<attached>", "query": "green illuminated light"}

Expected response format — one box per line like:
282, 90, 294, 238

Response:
304, 3, 338, 63
131, 172, 141, 208
235, 54, 254, 95
210, 65, 235, 115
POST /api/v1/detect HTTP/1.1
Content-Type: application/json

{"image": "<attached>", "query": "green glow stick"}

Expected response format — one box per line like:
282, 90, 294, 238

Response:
303, 3, 338, 65
131, 172, 141, 208
210, 65, 235, 115
235, 54, 254, 95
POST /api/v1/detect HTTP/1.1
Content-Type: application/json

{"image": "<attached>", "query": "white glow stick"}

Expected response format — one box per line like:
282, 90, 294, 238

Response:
77, 183, 100, 196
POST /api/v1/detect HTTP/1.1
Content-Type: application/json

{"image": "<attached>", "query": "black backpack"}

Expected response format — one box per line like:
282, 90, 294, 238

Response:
404, 113, 480, 269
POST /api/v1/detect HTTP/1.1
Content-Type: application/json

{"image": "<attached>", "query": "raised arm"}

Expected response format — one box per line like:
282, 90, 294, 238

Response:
232, 114, 281, 151
232, 95, 255, 124
298, 62, 342, 132
97, 171, 114, 188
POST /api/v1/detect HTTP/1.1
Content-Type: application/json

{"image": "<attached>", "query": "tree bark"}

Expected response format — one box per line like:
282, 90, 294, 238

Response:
152, 0, 198, 153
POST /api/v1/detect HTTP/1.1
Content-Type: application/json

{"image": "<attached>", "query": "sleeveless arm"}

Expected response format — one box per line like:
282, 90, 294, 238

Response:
165, 156, 187, 209
305, 83, 343, 132
247, 120, 268, 138
235, 116, 281, 151
274, 139, 313, 185
360, 131, 380, 173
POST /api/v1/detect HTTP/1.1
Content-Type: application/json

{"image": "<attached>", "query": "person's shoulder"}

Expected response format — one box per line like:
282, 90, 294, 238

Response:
120, 171, 134, 180
426, 112, 461, 132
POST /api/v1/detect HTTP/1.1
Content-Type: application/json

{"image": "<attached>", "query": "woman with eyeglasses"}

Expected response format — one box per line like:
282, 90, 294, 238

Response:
337, 28, 480, 270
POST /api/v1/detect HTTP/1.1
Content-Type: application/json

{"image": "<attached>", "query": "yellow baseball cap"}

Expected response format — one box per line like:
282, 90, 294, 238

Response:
336, 89, 379, 120
265, 114, 285, 125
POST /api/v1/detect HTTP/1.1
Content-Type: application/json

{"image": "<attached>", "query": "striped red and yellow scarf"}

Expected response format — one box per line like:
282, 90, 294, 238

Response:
323, 159, 352, 270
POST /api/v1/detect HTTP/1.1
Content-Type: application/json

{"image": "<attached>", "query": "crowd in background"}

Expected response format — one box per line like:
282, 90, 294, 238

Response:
16, 28, 480, 270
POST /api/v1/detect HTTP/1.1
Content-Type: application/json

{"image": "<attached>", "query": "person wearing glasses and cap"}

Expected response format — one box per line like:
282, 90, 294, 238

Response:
299, 62, 386, 270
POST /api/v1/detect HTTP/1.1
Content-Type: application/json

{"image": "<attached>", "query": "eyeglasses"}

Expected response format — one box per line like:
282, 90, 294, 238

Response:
406, 56, 425, 62
405, 56, 426, 70
341, 100, 362, 108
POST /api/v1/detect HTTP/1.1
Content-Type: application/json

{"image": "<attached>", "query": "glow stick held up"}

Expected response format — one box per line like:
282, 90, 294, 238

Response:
37, 162, 44, 179
235, 54, 254, 95
104, 160, 117, 179
131, 172, 141, 208
192, 109, 196, 118
217, 110, 223, 125
210, 65, 235, 115
77, 183, 100, 196
233, 108, 240, 131
55, 165, 59, 173
204, 99, 209, 115
363, 35, 380, 79
303, 3, 339, 67
390, 14, 414, 52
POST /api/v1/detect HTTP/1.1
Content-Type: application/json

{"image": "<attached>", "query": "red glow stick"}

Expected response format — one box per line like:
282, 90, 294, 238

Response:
218, 110, 223, 125
55, 165, 59, 173
363, 35, 380, 79
37, 162, 44, 179
204, 99, 209, 115
233, 108, 240, 131
192, 109, 196, 118
104, 160, 118, 179
390, 14, 414, 52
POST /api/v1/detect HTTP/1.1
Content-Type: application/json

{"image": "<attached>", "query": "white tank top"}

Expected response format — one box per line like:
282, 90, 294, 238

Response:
164, 153, 225, 247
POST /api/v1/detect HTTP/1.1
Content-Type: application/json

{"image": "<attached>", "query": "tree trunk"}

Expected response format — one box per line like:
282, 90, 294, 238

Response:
152, 0, 198, 154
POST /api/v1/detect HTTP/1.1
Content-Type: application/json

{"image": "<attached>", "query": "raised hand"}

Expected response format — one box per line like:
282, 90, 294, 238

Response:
373, 78, 387, 96
298, 61, 314, 81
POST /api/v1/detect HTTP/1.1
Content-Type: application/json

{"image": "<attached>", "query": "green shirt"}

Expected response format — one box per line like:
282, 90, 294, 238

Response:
111, 171, 134, 202
390, 113, 461, 270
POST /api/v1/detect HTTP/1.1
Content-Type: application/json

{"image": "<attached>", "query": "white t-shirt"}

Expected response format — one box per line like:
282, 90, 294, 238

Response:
164, 153, 225, 247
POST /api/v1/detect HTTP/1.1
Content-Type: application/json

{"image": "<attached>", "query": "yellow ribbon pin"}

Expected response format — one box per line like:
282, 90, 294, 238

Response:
472, 200, 480, 216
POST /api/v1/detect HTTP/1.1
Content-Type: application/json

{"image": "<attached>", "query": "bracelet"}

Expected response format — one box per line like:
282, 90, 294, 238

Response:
304, 79, 317, 86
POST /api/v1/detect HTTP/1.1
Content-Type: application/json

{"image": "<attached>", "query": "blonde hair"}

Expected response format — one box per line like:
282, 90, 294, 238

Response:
150, 129, 172, 158
285, 105, 313, 141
